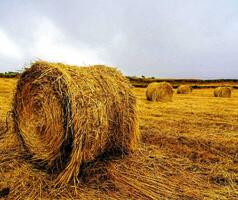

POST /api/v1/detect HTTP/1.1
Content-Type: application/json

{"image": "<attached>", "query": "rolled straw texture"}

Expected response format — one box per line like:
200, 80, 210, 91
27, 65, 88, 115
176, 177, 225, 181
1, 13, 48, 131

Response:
13, 61, 139, 185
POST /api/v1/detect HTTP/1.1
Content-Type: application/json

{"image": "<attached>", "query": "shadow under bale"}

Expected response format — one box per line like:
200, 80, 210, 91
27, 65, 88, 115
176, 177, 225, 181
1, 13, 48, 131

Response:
0, 188, 10, 198
12, 61, 140, 186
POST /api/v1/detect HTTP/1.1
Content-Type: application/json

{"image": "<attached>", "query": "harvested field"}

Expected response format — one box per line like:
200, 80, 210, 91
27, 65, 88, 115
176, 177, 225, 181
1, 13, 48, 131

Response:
0, 77, 238, 199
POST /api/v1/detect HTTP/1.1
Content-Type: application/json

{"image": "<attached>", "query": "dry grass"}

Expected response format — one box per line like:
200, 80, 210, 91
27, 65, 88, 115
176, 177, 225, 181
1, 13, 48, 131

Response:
135, 87, 238, 199
0, 77, 238, 199
0, 78, 17, 133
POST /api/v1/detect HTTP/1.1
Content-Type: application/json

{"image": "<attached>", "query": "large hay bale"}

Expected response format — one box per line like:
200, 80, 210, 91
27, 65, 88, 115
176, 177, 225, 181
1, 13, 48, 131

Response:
146, 82, 173, 102
12, 61, 139, 185
177, 85, 192, 94
214, 87, 231, 98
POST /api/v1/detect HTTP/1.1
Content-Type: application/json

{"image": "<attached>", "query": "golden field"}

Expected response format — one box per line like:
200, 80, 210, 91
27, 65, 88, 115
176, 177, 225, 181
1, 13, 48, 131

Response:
0, 77, 238, 199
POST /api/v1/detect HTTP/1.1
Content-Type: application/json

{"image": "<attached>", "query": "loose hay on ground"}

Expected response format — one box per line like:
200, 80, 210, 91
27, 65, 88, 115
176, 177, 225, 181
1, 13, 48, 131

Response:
1, 77, 238, 199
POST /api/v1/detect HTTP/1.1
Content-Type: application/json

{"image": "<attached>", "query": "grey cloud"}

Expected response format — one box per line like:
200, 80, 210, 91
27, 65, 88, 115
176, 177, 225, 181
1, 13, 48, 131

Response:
0, 0, 238, 78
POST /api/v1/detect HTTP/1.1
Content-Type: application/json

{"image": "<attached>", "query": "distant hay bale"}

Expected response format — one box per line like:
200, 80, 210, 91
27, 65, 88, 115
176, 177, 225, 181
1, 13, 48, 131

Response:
177, 85, 192, 94
12, 61, 139, 185
146, 82, 173, 102
214, 87, 231, 98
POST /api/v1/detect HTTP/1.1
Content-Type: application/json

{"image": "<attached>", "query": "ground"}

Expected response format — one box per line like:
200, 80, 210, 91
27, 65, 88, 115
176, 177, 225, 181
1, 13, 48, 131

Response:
0, 78, 237, 199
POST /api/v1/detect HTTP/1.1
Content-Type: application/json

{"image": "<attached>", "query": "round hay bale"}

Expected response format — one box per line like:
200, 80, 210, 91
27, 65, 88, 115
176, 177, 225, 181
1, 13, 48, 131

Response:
177, 85, 192, 94
214, 87, 231, 98
146, 82, 173, 102
12, 61, 139, 185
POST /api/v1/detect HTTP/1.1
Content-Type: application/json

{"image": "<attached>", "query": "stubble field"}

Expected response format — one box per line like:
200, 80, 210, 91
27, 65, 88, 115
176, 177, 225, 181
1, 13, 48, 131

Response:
0, 77, 237, 199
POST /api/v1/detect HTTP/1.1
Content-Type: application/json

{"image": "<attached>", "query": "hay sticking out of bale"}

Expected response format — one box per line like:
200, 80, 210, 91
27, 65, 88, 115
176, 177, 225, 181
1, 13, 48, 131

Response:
177, 85, 192, 94
214, 87, 231, 98
12, 61, 139, 185
146, 82, 174, 102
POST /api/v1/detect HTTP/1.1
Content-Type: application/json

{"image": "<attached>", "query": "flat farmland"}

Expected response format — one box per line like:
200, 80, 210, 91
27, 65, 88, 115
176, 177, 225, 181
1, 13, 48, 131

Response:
0, 78, 237, 199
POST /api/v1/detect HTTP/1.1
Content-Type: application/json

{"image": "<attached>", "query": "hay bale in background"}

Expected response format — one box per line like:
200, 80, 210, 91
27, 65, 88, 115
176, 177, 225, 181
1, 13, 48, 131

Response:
214, 87, 231, 98
146, 82, 173, 102
177, 85, 192, 94
12, 61, 139, 185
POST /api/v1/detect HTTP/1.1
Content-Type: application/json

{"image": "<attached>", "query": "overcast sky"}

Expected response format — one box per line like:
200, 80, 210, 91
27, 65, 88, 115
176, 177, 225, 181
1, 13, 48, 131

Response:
0, 0, 238, 78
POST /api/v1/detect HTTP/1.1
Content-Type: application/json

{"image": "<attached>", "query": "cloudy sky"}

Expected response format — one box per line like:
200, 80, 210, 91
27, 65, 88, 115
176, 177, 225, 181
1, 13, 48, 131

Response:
0, 0, 238, 78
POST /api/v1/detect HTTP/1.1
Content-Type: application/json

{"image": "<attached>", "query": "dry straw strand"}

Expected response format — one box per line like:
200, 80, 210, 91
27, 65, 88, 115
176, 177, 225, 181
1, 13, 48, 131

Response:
12, 61, 140, 186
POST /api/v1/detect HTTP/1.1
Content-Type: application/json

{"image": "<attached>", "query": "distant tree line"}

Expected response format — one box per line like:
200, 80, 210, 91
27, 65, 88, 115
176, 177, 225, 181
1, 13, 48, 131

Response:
0, 71, 20, 78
